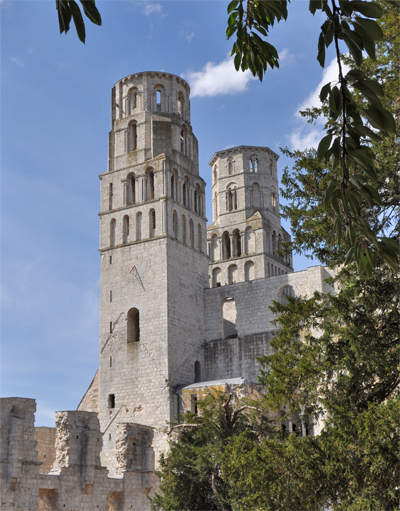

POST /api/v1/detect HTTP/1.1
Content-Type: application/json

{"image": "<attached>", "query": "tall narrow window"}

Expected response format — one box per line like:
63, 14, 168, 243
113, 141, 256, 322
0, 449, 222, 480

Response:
171, 174, 175, 200
127, 174, 136, 205
249, 158, 254, 172
191, 395, 198, 414
194, 361, 201, 383
136, 212, 142, 241
156, 90, 161, 110
222, 231, 230, 259
108, 394, 115, 408
212, 267, 222, 288
245, 261, 255, 281
110, 219, 116, 247
109, 183, 113, 210
228, 158, 234, 175
271, 191, 277, 213
270, 160, 273, 176
127, 87, 137, 115
210, 234, 218, 262
127, 308, 140, 342
197, 224, 202, 252
252, 183, 261, 209
254, 158, 258, 172
272, 231, 277, 254
228, 264, 238, 285
173, 211, 178, 239
123, 215, 129, 244
177, 91, 184, 116
182, 215, 186, 244
128, 121, 137, 152
183, 180, 187, 207
110, 290, 113, 302
148, 169, 155, 200
233, 229, 241, 257
222, 297, 237, 339
149, 209, 156, 238
189, 219, 194, 248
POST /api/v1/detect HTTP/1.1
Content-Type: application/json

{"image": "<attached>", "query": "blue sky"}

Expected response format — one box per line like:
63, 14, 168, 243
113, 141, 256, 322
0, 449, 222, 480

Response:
1, 0, 338, 426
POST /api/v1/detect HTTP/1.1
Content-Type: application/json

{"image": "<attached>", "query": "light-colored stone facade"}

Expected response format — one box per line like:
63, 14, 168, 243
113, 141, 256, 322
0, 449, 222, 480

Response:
1, 71, 336, 510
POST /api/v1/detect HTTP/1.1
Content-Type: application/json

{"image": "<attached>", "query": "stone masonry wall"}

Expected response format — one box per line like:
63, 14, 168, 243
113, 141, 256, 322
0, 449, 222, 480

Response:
0, 398, 157, 511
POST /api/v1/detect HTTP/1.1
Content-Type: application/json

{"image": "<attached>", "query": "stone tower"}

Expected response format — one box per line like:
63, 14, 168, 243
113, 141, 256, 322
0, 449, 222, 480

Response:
207, 146, 293, 288
98, 72, 208, 471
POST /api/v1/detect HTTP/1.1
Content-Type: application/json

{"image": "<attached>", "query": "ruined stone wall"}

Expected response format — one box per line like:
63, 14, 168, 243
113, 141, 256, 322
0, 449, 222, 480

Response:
34, 427, 56, 474
0, 398, 156, 511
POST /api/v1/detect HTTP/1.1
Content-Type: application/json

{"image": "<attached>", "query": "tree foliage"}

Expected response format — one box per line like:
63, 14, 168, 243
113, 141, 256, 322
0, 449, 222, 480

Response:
55, 0, 101, 43
226, 0, 399, 274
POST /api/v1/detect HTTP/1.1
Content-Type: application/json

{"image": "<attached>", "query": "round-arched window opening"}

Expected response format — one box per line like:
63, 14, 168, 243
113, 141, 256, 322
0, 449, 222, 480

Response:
280, 285, 296, 305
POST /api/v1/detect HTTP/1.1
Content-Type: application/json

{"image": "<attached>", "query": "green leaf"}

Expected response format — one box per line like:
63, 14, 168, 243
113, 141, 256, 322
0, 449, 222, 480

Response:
345, 69, 366, 82
324, 180, 339, 208
317, 32, 325, 67
227, 0, 239, 14
320, 82, 331, 102
350, 1, 383, 19
318, 134, 332, 160
355, 17, 383, 41
344, 246, 355, 265
69, 0, 86, 43
353, 20, 376, 59
343, 32, 363, 66
79, 0, 102, 26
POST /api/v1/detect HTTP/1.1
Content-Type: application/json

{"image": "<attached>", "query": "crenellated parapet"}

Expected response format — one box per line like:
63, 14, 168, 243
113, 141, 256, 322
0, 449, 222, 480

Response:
0, 398, 156, 510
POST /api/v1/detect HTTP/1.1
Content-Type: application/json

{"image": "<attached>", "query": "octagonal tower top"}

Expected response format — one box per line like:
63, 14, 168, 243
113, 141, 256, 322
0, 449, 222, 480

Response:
111, 71, 191, 125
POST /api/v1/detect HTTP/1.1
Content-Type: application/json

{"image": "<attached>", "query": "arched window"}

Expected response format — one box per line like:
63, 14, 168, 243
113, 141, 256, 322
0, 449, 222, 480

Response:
183, 178, 188, 207
271, 191, 277, 213
149, 209, 156, 238
272, 231, 277, 254
189, 219, 194, 247
197, 223, 202, 252
222, 231, 231, 259
254, 158, 258, 172
146, 169, 155, 200
210, 234, 218, 262
232, 229, 241, 258
128, 121, 137, 152
180, 125, 187, 155
109, 183, 113, 210
182, 215, 186, 244
226, 185, 237, 212
127, 308, 140, 342
227, 158, 234, 175
127, 173, 136, 205
110, 219, 116, 247
127, 87, 137, 115
278, 234, 282, 258
136, 212, 142, 241
212, 267, 222, 288
156, 89, 161, 110
194, 361, 201, 383
213, 192, 218, 219
245, 226, 254, 254
177, 91, 184, 117
194, 184, 200, 214
245, 261, 255, 281
252, 183, 261, 209
280, 285, 297, 305
228, 264, 238, 285
222, 297, 237, 339
123, 215, 129, 244
173, 210, 178, 239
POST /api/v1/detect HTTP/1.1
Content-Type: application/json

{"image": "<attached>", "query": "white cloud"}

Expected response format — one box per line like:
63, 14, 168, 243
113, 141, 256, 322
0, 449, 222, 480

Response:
286, 57, 350, 150
287, 126, 323, 151
182, 57, 255, 98
279, 48, 294, 66
142, 2, 161, 15
186, 31, 195, 42
297, 57, 349, 116
10, 56, 24, 67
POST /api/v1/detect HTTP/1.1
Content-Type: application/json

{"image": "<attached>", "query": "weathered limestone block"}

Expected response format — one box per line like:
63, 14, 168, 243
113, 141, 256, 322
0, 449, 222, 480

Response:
115, 423, 154, 475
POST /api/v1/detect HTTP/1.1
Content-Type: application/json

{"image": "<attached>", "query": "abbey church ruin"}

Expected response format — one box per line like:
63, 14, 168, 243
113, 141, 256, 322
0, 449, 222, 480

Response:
1, 72, 335, 510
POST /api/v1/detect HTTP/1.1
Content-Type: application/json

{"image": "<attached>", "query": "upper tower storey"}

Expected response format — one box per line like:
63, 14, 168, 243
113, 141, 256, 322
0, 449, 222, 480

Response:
108, 72, 198, 175
209, 146, 280, 228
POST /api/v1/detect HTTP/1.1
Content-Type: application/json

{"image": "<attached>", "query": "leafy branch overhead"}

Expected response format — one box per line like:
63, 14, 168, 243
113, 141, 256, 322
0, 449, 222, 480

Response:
55, 0, 101, 43
227, 0, 399, 275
